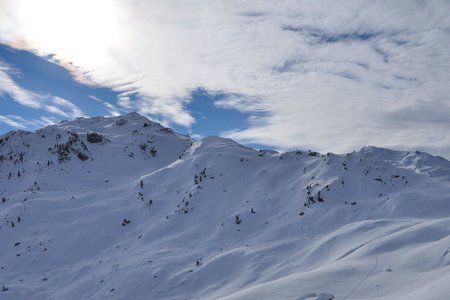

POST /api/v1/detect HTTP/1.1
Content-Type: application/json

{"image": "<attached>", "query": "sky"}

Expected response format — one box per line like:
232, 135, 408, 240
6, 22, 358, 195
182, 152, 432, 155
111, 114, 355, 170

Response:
0, 0, 450, 158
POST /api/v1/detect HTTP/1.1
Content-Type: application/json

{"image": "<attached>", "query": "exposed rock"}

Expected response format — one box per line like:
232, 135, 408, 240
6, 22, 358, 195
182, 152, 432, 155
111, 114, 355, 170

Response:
86, 132, 103, 143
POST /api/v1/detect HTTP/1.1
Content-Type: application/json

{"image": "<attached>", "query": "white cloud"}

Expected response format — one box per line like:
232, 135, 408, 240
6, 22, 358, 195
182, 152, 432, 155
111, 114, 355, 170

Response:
0, 114, 45, 129
0, 114, 59, 130
34, 116, 58, 127
50, 96, 85, 118
1, 0, 450, 157
0, 62, 85, 120
88, 95, 123, 116
0, 62, 41, 108
0, 115, 27, 129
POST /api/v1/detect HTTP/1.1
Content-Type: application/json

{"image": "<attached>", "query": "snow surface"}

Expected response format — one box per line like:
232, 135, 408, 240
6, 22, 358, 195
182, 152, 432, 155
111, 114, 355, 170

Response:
1, 112, 450, 299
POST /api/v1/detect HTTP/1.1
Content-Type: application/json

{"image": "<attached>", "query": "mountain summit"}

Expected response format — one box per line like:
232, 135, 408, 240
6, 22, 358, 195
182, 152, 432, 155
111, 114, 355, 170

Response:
1, 113, 450, 300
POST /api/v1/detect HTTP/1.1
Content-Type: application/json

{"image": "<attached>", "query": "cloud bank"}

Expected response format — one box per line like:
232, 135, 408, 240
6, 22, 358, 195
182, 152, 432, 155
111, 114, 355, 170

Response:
1, 0, 450, 157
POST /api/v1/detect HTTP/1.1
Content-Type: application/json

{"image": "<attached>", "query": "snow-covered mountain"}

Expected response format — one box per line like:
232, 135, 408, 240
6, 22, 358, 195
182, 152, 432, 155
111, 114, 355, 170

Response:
1, 113, 450, 300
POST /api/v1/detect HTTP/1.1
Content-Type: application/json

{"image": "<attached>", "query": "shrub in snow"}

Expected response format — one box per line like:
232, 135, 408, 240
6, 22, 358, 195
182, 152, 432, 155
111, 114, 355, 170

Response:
139, 143, 147, 151
77, 152, 89, 161
116, 119, 127, 126
86, 132, 103, 143
235, 215, 241, 224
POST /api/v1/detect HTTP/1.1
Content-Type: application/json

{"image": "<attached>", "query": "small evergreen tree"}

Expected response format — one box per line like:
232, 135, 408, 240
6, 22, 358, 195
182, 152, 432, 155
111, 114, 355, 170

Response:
235, 215, 241, 224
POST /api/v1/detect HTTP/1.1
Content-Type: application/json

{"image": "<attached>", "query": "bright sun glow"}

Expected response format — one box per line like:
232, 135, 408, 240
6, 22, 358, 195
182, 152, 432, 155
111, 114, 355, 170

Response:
15, 0, 121, 67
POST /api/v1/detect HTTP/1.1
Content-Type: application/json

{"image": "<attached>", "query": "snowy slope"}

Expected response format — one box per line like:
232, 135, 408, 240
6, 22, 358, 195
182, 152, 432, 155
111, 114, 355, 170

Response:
1, 113, 450, 300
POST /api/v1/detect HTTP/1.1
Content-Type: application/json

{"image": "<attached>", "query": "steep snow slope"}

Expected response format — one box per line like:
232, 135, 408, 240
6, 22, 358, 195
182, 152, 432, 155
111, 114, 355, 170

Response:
1, 113, 449, 300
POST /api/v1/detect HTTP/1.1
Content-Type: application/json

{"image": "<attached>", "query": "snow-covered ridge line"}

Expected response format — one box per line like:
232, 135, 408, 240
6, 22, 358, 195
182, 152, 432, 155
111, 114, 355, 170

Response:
1, 113, 450, 300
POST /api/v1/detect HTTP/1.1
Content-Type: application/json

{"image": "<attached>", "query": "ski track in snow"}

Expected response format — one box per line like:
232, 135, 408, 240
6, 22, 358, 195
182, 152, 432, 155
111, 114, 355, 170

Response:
342, 243, 378, 300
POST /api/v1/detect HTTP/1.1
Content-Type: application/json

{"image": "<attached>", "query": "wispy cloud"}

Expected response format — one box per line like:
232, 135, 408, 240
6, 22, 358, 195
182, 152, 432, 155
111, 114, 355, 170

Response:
0, 62, 41, 108
0, 114, 44, 129
0, 115, 28, 129
1, 0, 450, 157
88, 95, 123, 116
50, 96, 84, 118
0, 61, 85, 120
0, 114, 59, 130
34, 116, 58, 127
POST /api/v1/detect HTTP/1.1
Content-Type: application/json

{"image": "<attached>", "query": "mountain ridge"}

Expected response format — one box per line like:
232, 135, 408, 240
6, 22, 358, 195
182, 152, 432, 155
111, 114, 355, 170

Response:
1, 113, 449, 300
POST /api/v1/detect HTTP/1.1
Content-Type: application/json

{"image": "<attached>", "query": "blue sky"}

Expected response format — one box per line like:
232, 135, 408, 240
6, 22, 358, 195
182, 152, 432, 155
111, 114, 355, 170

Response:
1, 1, 450, 158
0, 44, 250, 140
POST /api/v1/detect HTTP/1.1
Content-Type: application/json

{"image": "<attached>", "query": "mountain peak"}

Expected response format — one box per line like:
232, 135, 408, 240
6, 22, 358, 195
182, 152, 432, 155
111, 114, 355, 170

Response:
47, 112, 167, 133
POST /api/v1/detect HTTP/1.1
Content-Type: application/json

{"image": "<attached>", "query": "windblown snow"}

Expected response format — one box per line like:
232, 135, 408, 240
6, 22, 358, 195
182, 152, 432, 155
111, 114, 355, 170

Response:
1, 113, 450, 300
